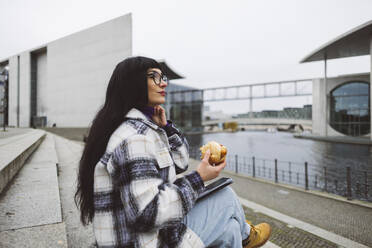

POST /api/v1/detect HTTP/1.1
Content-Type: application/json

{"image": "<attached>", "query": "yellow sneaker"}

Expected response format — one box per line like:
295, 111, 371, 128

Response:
243, 221, 271, 248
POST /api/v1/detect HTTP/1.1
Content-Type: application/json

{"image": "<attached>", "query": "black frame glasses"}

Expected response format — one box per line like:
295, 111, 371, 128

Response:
147, 71, 168, 86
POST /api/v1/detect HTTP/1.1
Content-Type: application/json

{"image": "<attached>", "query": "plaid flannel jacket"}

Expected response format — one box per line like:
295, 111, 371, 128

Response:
93, 108, 205, 248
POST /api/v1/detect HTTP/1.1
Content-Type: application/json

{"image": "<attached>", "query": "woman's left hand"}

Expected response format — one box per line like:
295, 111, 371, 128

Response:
152, 105, 167, 127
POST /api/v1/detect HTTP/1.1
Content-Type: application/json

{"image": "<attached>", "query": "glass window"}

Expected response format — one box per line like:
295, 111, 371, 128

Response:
330, 82, 370, 136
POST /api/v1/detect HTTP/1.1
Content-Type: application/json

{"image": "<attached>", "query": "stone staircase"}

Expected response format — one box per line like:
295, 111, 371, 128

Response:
0, 130, 68, 247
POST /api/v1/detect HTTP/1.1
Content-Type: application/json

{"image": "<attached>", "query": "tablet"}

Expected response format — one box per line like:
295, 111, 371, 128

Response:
197, 177, 233, 202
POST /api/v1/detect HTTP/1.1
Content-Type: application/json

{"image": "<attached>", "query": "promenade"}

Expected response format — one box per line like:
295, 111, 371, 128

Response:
187, 160, 372, 248
0, 128, 371, 247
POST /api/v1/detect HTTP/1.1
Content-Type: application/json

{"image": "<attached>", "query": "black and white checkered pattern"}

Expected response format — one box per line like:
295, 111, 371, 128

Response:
93, 108, 205, 247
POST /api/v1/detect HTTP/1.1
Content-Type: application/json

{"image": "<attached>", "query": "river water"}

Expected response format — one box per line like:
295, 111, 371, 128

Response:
185, 131, 372, 201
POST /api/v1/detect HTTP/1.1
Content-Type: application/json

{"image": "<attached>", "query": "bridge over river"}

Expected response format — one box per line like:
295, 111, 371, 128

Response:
202, 117, 312, 128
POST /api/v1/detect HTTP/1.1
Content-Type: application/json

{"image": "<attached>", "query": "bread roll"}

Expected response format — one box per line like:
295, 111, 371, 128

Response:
200, 141, 227, 165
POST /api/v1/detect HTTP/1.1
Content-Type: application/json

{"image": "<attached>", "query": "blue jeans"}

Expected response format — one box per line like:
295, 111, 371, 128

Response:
183, 186, 251, 248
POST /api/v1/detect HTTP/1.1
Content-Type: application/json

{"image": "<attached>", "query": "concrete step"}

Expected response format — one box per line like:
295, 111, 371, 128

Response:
0, 223, 67, 248
0, 129, 46, 194
53, 134, 95, 247
0, 132, 68, 247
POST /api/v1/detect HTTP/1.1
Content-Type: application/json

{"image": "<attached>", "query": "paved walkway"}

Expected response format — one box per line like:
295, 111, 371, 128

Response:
0, 127, 32, 139
53, 134, 95, 247
187, 159, 372, 247
2, 129, 371, 247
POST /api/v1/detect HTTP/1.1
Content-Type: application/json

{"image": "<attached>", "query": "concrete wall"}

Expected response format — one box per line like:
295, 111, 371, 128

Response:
46, 13, 132, 127
312, 73, 370, 137
1, 13, 132, 128
370, 37, 372, 140
19, 52, 31, 127
312, 78, 327, 136
8, 56, 19, 127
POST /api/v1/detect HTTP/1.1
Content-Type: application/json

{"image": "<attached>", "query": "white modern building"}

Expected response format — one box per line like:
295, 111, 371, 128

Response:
0, 13, 132, 127
301, 20, 372, 140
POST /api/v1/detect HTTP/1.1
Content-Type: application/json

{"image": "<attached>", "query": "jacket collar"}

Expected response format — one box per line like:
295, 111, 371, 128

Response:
125, 107, 162, 131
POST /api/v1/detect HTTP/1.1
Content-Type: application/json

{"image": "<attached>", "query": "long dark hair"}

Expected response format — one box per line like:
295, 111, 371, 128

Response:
74, 56, 161, 225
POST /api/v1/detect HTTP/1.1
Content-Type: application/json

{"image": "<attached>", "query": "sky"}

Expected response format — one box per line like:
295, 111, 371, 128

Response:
0, 0, 371, 114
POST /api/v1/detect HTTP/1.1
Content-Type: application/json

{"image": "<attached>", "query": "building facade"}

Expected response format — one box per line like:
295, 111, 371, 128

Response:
165, 83, 203, 132
312, 73, 370, 137
0, 13, 132, 127
301, 20, 372, 140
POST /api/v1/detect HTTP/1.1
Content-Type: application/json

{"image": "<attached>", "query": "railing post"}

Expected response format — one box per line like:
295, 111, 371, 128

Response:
346, 167, 352, 200
275, 159, 278, 183
323, 167, 327, 192
288, 162, 292, 183
235, 154, 238, 174
334, 180, 338, 192
305, 162, 309, 190
252, 156, 256, 177
364, 171, 368, 200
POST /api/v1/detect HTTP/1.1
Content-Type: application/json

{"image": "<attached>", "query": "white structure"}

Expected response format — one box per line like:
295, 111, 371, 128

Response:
311, 73, 369, 138
301, 20, 372, 140
0, 13, 132, 127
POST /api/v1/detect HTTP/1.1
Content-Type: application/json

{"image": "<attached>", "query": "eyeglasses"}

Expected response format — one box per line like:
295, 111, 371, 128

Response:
147, 71, 168, 86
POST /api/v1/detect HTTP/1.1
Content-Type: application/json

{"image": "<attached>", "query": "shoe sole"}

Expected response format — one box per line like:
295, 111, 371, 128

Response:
251, 225, 272, 248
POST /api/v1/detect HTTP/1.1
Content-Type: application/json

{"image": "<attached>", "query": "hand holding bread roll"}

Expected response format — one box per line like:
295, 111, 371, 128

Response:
200, 141, 227, 165
196, 146, 227, 182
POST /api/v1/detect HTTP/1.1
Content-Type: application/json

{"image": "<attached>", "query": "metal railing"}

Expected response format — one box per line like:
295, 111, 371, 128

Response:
189, 147, 372, 202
